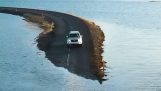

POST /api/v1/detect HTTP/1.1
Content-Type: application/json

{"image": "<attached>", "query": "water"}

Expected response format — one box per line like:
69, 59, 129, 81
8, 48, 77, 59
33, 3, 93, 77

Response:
1, 1, 161, 91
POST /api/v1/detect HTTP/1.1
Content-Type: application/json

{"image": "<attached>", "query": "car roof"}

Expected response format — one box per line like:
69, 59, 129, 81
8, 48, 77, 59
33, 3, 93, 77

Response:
69, 31, 80, 34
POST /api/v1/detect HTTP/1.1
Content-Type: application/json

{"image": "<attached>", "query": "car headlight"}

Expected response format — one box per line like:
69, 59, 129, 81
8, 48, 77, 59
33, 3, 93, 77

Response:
78, 39, 81, 42
78, 39, 82, 43
67, 39, 71, 43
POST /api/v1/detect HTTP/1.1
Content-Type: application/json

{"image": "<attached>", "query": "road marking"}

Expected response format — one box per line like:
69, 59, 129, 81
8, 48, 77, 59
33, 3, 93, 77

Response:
67, 47, 70, 66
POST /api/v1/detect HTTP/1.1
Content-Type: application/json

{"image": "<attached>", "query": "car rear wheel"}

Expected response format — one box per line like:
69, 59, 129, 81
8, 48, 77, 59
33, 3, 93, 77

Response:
79, 44, 83, 47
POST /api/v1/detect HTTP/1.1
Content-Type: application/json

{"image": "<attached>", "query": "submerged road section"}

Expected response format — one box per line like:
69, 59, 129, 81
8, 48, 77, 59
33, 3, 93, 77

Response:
0, 7, 106, 83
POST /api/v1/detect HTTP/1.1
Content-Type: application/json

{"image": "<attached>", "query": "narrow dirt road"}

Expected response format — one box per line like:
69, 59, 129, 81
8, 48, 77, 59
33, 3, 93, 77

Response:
0, 7, 105, 83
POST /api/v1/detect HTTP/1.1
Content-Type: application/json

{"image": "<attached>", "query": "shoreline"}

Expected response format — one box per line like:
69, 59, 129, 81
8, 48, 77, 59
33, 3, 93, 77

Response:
0, 7, 106, 83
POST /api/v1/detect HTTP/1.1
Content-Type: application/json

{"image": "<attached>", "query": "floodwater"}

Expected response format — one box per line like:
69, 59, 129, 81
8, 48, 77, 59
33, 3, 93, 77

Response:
1, 1, 161, 91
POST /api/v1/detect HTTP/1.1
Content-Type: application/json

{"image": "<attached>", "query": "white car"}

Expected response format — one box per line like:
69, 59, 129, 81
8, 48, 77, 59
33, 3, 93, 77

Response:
67, 31, 83, 47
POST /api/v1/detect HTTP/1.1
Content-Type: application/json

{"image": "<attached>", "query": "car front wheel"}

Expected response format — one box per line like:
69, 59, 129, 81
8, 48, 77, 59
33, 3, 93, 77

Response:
67, 44, 70, 48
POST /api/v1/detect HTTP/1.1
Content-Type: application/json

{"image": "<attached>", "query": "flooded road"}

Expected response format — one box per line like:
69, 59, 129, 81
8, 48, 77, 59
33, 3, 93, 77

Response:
1, 1, 161, 91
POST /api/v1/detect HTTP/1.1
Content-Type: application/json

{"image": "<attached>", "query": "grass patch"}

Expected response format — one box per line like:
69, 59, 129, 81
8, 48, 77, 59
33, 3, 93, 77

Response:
23, 13, 54, 34
84, 20, 106, 79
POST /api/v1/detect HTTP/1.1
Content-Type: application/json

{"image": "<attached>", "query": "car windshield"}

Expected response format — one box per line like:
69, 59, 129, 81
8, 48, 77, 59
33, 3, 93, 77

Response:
69, 33, 79, 37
